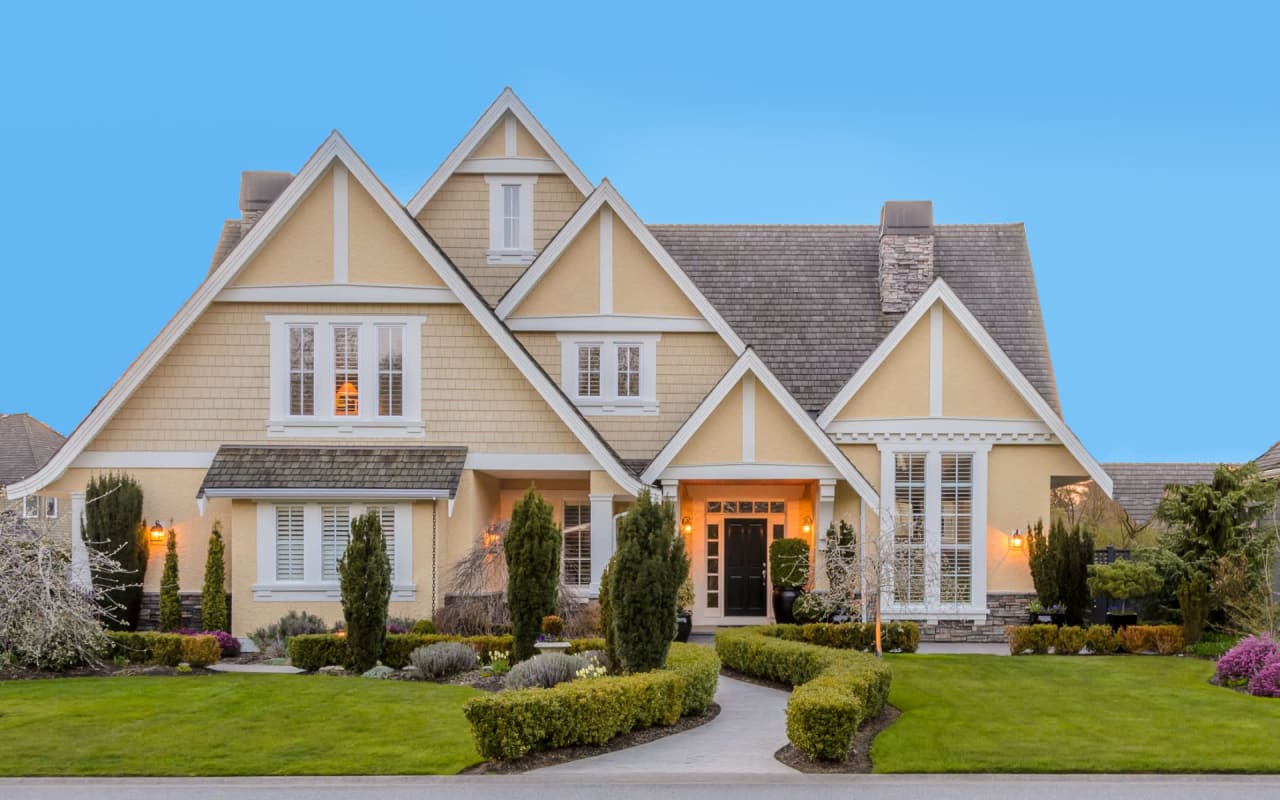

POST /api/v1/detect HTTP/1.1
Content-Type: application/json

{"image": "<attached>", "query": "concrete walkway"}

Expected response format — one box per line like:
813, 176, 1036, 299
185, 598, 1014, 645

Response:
207, 662, 303, 674
541, 675, 795, 775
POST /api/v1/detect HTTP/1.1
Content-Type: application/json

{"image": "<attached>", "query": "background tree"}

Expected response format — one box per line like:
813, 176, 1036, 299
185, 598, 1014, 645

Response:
83, 473, 146, 630
201, 520, 228, 632
339, 510, 392, 672
1051, 519, 1095, 626
504, 486, 560, 661
158, 525, 181, 631
1026, 520, 1058, 608
611, 492, 688, 672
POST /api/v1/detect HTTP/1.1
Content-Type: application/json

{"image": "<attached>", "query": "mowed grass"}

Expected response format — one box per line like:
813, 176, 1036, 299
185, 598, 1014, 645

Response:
0, 674, 482, 776
875, 654, 1280, 773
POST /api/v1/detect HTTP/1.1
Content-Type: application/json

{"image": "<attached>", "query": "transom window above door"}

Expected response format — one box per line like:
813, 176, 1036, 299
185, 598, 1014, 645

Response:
558, 334, 659, 415
267, 315, 424, 437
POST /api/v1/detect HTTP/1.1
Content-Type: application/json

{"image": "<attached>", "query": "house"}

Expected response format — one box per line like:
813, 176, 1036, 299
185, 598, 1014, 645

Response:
1, 412, 69, 534
1257, 441, 1280, 480
1101, 462, 1224, 530
7, 89, 1115, 643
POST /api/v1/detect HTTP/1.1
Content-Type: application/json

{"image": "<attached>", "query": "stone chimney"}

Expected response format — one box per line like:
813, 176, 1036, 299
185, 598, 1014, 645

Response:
238, 171, 293, 236
878, 200, 934, 312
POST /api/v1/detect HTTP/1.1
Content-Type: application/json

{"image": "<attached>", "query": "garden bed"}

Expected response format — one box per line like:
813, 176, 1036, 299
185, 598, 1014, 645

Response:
775, 705, 901, 773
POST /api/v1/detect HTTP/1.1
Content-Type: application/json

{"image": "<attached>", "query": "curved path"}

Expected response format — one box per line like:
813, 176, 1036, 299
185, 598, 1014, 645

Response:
540, 675, 796, 775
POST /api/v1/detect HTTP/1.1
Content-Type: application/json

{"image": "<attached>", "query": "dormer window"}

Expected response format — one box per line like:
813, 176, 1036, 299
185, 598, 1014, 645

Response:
559, 334, 659, 416
486, 175, 536, 264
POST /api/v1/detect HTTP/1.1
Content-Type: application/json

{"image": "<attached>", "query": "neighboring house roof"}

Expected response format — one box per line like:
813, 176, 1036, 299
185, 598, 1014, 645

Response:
649, 224, 1059, 417
1256, 441, 1280, 476
0, 413, 65, 488
1101, 462, 1223, 526
198, 445, 468, 499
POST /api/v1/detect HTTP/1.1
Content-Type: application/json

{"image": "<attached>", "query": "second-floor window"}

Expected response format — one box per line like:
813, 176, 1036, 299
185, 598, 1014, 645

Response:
558, 334, 659, 415
486, 175, 537, 264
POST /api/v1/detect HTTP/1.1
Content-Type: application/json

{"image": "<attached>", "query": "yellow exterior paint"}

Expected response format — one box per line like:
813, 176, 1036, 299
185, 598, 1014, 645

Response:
347, 174, 445, 287
832, 309, 930, 419
840, 445, 883, 494
590, 469, 630, 497
471, 122, 506, 158
231, 167, 334, 287
611, 220, 701, 317
941, 307, 1037, 419
510, 214, 601, 317
672, 381, 744, 466
514, 121, 549, 159
753, 383, 828, 464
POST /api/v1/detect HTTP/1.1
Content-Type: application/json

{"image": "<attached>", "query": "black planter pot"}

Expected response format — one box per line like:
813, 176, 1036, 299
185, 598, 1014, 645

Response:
1107, 612, 1138, 631
674, 612, 692, 643
773, 587, 802, 624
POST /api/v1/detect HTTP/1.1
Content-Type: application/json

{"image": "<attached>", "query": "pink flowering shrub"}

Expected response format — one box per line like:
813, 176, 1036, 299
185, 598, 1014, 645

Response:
1249, 654, 1280, 698
1216, 634, 1277, 684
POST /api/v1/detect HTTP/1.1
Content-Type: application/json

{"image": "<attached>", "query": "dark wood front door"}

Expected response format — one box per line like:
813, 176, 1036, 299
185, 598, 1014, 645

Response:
725, 518, 767, 616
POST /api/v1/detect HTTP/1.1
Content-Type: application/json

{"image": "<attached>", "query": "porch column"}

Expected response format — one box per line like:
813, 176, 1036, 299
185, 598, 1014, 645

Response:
817, 479, 836, 550
662, 480, 680, 535
588, 494, 614, 593
70, 491, 90, 590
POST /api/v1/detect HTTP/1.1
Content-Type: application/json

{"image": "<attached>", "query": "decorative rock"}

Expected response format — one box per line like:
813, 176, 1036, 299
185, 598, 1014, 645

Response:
362, 665, 395, 679
318, 665, 346, 676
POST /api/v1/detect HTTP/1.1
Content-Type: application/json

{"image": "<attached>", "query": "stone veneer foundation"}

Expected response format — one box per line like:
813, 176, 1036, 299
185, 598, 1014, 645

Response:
907, 592, 1035, 643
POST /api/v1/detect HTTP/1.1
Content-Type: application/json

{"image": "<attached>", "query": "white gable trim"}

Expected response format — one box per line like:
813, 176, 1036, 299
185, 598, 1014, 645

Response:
495, 180, 746, 354
10, 132, 643, 499
406, 88, 593, 214
641, 350, 879, 507
816, 279, 1112, 495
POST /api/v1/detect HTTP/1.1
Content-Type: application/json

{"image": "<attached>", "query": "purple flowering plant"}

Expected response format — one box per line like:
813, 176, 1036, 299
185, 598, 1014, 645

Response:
1249, 654, 1280, 698
1216, 634, 1277, 685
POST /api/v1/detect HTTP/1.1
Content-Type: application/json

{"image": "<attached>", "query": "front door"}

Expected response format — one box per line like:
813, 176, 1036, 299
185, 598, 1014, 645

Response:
724, 518, 767, 616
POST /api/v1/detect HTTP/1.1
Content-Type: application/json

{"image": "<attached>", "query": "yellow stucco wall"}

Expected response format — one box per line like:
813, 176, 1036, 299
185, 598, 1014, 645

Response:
510, 213, 601, 317
833, 308, 930, 419
753, 383, 828, 464
941, 308, 1037, 419
347, 174, 445, 287
611, 221, 701, 317
231, 167, 334, 287
986, 445, 1088, 593
673, 380, 743, 466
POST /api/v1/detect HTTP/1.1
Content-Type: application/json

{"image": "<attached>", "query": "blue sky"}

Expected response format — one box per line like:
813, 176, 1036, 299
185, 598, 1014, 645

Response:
2, 2, 1276, 463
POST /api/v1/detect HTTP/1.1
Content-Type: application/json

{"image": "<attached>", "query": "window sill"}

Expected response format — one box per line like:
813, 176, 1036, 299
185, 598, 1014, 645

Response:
487, 250, 535, 265
575, 401, 659, 417
252, 584, 417, 602
266, 419, 425, 438
882, 607, 990, 623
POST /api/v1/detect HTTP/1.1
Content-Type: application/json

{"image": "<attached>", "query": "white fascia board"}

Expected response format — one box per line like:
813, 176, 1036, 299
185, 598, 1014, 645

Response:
657, 464, 842, 481
505, 315, 713, 333
406, 88, 593, 214
216, 284, 457, 304
455, 157, 561, 174
463, 453, 599, 471
200, 488, 453, 499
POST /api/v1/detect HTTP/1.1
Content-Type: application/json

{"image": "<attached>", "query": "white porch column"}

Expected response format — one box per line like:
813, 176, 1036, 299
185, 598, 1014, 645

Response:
70, 491, 90, 590
817, 478, 836, 550
662, 480, 680, 534
588, 494, 615, 593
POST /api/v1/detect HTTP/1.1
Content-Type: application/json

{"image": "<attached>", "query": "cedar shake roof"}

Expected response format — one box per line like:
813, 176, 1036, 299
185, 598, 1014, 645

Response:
1101, 462, 1223, 526
0, 413, 66, 487
648, 224, 1060, 417
198, 445, 467, 498
1256, 441, 1280, 476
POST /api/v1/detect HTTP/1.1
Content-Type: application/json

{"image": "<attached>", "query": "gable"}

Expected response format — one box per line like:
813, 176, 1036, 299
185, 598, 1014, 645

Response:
941, 306, 1036, 419
230, 167, 334, 287
612, 218, 700, 317
753, 381, 829, 464
510, 213, 601, 317
673, 378, 744, 466
347, 174, 445, 287
829, 306, 931, 420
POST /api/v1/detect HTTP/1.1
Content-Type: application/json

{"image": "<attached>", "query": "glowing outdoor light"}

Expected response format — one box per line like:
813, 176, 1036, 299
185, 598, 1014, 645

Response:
1010, 528, 1025, 550
148, 520, 166, 545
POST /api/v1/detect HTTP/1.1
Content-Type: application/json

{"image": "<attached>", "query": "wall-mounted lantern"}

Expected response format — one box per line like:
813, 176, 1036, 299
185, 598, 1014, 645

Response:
681, 516, 693, 536
1009, 528, 1025, 551
148, 520, 166, 545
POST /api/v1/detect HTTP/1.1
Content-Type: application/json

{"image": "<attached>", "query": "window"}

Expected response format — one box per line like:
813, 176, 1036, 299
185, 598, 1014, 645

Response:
940, 454, 973, 605
372, 504, 396, 575
45, 497, 57, 518
559, 335, 660, 415
321, 505, 350, 581
23, 495, 40, 519
275, 505, 305, 581
562, 502, 591, 587
486, 175, 537, 264
892, 453, 927, 605
260, 503, 412, 599
269, 316, 423, 437
705, 524, 720, 609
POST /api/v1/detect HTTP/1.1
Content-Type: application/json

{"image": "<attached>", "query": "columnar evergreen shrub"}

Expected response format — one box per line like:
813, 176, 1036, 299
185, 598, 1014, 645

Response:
158, 527, 181, 631
201, 521, 228, 632
505, 487, 561, 661
1026, 520, 1057, 608
339, 510, 392, 673
84, 473, 146, 630
611, 492, 689, 673
598, 556, 618, 667
1176, 575, 1210, 645
1027, 519, 1094, 625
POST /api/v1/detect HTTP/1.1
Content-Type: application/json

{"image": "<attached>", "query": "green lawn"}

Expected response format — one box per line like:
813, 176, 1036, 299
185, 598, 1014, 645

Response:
0, 674, 482, 776
875, 654, 1280, 773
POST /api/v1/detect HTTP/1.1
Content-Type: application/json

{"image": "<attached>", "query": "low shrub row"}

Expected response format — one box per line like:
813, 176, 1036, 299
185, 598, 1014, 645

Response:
760, 622, 919, 654
1005, 624, 1184, 655
715, 626, 892, 761
287, 633, 604, 671
464, 642, 720, 760
106, 632, 221, 667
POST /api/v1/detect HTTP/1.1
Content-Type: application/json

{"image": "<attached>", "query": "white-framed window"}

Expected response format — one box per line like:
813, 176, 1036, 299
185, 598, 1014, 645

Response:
255, 502, 414, 601
485, 175, 537, 264
939, 454, 974, 605
45, 496, 58, 519
892, 453, 927, 605
267, 315, 424, 438
23, 495, 40, 519
563, 501, 591, 587
558, 334, 660, 415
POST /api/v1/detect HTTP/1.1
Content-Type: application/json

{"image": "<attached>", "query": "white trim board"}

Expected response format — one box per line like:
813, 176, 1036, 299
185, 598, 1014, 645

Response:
70, 451, 217, 469
203, 488, 454, 499
827, 418, 1058, 445
657, 464, 842, 481
815, 279, 1113, 495
495, 179, 745, 356
463, 453, 599, 471
506, 315, 712, 333
406, 89, 593, 214
8, 131, 643, 500
216, 284, 458, 304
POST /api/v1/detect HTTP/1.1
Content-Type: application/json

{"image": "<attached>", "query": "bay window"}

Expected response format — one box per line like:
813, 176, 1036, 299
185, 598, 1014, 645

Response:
558, 334, 659, 415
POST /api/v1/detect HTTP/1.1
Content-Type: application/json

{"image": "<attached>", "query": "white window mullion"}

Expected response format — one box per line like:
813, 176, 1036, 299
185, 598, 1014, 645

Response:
602, 343, 619, 403
925, 450, 942, 607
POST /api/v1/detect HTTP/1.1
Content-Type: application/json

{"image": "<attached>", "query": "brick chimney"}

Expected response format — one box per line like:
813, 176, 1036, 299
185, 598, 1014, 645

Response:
878, 200, 934, 312
238, 171, 293, 236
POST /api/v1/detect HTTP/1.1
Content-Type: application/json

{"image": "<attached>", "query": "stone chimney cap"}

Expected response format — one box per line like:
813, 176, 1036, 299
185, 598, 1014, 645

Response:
239, 171, 294, 214
880, 200, 933, 236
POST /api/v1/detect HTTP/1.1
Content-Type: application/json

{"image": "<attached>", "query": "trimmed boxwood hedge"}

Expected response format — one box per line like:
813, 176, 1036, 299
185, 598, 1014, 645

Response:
288, 633, 607, 672
715, 626, 893, 761
760, 622, 920, 654
106, 632, 221, 667
464, 641, 720, 760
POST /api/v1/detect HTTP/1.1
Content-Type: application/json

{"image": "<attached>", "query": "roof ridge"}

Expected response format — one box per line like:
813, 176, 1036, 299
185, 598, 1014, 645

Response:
646, 222, 1027, 229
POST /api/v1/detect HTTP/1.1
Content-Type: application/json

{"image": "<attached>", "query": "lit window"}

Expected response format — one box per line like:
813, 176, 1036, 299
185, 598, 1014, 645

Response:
333, 326, 360, 416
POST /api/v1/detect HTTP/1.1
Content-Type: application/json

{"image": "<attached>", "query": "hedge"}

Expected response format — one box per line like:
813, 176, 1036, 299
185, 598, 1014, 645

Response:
464, 641, 719, 760
759, 622, 919, 654
715, 626, 892, 761
1005, 624, 1184, 655
106, 632, 221, 667
288, 633, 606, 672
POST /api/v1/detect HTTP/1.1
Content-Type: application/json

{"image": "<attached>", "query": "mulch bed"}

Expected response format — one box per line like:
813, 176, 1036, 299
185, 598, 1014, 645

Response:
461, 702, 722, 774
774, 705, 900, 773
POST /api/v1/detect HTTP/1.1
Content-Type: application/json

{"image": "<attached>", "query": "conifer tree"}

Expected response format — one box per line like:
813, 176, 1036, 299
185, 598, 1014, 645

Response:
339, 510, 392, 673
611, 492, 689, 673
158, 526, 181, 631
201, 521, 228, 632
84, 472, 146, 630
505, 486, 561, 661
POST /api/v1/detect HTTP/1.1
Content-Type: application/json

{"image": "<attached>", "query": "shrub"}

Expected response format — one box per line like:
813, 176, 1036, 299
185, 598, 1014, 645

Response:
762, 622, 917, 653
249, 610, 328, 658
716, 627, 891, 760
505, 653, 587, 690
432, 595, 508, 636
611, 492, 689, 673
792, 592, 828, 624
84, 473, 146, 630
1028, 519, 1096, 626
1176, 574, 1210, 646
883, 622, 920, 654
506, 487, 561, 661
769, 538, 810, 588
386, 617, 416, 634
1248, 655, 1280, 698
1089, 560, 1162, 615
1119, 625, 1156, 654
410, 619, 436, 636
566, 637, 606, 655
1187, 632, 1238, 659
1150, 625, 1185, 656
563, 600, 602, 638
1005, 625, 1056, 655
409, 642, 478, 679
599, 557, 618, 667
180, 635, 221, 667
176, 628, 240, 658
201, 521, 228, 633
1054, 626, 1087, 655
1085, 624, 1120, 654
1216, 634, 1279, 684
339, 510, 392, 674
106, 632, 218, 667
664, 642, 720, 715
541, 615, 564, 637
158, 528, 181, 632
288, 632, 548, 671
287, 633, 351, 670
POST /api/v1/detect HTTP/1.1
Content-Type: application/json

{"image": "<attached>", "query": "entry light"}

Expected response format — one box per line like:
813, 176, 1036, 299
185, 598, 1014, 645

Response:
681, 516, 693, 536
801, 515, 814, 536
1010, 528, 1025, 550
148, 520, 166, 545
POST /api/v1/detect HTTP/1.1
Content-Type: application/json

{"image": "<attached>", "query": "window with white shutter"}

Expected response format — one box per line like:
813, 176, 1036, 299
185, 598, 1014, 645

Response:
372, 504, 396, 575
892, 453, 927, 604
562, 502, 591, 587
321, 505, 351, 581
275, 505, 305, 581
940, 454, 974, 605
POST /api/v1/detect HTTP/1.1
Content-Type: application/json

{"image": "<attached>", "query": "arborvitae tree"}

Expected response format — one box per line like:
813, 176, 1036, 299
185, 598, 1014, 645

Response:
201, 521, 228, 632
84, 472, 146, 630
1026, 519, 1058, 608
611, 492, 689, 673
1177, 574, 1211, 645
158, 526, 181, 631
1051, 518, 1095, 626
598, 555, 618, 668
339, 510, 392, 673
505, 486, 561, 661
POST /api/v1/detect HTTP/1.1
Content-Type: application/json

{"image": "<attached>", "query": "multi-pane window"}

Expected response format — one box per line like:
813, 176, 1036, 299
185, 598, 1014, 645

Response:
940, 454, 974, 605
616, 344, 640, 398
502, 185, 521, 249
321, 505, 351, 581
577, 344, 601, 397
275, 505, 305, 581
562, 502, 591, 587
372, 504, 396, 575
893, 453, 927, 604
288, 326, 314, 416
22, 495, 40, 519
562, 337, 657, 411
333, 326, 360, 416
377, 326, 403, 417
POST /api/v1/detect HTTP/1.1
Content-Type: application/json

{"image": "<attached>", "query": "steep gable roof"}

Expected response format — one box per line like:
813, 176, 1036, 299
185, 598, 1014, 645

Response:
0, 413, 65, 488
1256, 441, 1280, 476
1102, 462, 1224, 526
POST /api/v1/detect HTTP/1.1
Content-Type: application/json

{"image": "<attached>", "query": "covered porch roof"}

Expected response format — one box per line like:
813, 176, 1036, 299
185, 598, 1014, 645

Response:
197, 445, 467, 500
